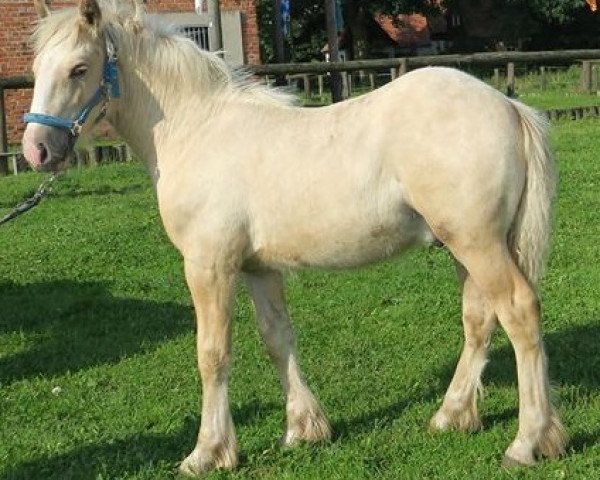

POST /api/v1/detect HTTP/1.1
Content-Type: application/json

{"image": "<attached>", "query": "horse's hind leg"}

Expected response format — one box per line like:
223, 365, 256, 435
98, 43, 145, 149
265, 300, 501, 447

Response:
244, 269, 331, 445
450, 241, 566, 465
430, 264, 498, 432
179, 260, 238, 476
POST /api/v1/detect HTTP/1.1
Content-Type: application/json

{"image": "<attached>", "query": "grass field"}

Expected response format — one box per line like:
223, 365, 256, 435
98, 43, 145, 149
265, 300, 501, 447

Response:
509, 66, 600, 110
1, 118, 600, 479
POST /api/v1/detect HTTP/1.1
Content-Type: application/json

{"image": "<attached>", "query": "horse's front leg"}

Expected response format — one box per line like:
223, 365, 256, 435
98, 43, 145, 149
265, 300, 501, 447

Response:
180, 259, 238, 476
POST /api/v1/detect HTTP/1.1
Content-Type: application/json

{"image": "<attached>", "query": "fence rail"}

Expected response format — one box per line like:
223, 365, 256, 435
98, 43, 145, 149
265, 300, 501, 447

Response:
247, 49, 600, 75
3, 49, 600, 175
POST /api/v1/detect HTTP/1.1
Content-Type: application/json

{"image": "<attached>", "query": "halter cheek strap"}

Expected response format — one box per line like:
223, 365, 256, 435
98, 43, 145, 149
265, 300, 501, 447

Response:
23, 33, 120, 138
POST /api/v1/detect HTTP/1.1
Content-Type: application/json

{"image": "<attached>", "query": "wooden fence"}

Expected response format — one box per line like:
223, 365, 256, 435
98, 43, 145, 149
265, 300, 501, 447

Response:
3, 49, 600, 174
250, 49, 600, 100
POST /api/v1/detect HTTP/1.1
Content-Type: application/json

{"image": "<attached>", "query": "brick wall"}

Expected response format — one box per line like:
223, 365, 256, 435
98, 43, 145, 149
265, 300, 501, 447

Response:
0, 0, 260, 145
145, 0, 261, 65
147, 0, 197, 12
1, 1, 74, 145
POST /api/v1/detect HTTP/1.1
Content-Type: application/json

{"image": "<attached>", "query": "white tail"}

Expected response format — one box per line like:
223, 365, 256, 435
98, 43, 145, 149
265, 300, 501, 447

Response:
509, 100, 557, 286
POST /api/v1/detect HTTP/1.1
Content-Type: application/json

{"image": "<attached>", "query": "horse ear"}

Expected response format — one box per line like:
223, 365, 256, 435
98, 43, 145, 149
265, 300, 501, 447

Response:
133, 0, 146, 22
33, 0, 50, 19
78, 0, 102, 28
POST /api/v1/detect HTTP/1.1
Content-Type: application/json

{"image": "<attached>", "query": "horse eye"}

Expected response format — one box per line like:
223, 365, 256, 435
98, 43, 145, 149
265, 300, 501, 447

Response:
69, 65, 88, 79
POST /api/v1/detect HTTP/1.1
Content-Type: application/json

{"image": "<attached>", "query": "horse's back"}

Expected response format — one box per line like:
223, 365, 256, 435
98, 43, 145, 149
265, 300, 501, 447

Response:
239, 67, 528, 270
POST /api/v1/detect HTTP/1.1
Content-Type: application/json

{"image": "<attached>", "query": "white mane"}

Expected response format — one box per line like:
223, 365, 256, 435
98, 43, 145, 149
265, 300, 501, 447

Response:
32, 0, 297, 108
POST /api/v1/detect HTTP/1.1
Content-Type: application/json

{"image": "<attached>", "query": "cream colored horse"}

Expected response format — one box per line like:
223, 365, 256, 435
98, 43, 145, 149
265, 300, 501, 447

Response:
22, 0, 566, 475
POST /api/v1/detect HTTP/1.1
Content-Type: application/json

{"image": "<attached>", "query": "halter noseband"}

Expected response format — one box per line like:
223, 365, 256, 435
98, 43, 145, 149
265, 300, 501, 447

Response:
23, 31, 120, 138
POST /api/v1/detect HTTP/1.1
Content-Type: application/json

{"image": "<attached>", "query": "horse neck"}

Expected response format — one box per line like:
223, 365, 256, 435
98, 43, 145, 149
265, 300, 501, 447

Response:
108, 36, 227, 174
110, 63, 168, 170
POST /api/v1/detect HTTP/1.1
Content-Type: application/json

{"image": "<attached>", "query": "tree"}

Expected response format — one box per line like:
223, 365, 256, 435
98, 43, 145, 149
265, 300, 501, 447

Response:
257, 1, 441, 63
257, 1, 322, 62
513, 0, 587, 24
256, 0, 596, 63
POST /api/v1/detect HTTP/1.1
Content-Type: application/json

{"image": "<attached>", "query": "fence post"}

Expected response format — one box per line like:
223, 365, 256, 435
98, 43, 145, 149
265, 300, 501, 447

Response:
125, 144, 133, 162
399, 58, 408, 76
0, 87, 8, 176
11, 153, 19, 175
493, 68, 500, 89
390, 67, 397, 81
318, 75, 324, 99
581, 60, 592, 93
303, 74, 311, 99
540, 66, 547, 91
348, 72, 353, 97
325, 0, 343, 102
87, 146, 98, 167
341, 71, 350, 99
369, 72, 376, 91
506, 62, 516, 97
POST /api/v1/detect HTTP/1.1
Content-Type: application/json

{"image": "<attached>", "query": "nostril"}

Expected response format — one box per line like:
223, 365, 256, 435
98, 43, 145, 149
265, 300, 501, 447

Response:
37, 143, 49, 164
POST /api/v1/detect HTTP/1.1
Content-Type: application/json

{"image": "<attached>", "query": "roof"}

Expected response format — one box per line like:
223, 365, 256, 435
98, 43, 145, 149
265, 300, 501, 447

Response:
375, 13, 447, 47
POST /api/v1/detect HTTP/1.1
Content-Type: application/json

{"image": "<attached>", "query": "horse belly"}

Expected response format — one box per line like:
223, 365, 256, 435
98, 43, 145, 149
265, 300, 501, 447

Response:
247, 203, 436, 270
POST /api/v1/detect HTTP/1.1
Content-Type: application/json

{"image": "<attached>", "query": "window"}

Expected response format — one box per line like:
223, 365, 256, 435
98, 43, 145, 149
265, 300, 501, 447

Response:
181, 25, 210, 50
450, 14, 461, 27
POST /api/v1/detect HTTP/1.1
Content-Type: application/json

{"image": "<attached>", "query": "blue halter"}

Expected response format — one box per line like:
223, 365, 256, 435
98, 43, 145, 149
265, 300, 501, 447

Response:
24, 34, 120, 137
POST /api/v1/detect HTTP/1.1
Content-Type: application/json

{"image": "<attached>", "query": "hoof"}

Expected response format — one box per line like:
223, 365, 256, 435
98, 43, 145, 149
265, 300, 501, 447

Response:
501, 453, 535, 469
283, 406, 331, 446
429, 408, 482, 433
179, 451, 210, 478
502, 439, 536, 468
178, 444, 237, 477
501, 411, 567, 469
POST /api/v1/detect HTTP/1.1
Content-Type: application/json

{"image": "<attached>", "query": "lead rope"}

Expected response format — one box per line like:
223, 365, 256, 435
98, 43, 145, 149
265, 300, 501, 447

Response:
0, 170, 61, 226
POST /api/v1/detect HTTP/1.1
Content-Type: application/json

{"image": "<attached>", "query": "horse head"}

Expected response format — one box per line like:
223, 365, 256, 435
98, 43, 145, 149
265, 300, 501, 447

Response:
22, 0, 126, 171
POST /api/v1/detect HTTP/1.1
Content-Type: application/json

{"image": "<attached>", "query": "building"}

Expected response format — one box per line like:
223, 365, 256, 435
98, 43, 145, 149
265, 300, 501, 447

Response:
0, 0, 261, 145
372, 12, 450, 57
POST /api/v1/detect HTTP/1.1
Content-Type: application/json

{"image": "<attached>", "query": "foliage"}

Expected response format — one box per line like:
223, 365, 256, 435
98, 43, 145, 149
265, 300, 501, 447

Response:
257, 0, 328, 63
257, 0, 598, 63
257, 1, 442, 63
510, 0, 588, 24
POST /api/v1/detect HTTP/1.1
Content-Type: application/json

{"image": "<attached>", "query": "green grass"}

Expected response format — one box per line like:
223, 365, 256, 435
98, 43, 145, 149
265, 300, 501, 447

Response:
511, 66, 600, 110
1, 119, 600, 479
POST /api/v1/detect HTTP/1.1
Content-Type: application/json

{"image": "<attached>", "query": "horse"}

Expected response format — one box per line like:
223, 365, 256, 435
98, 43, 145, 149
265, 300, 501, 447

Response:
22, 0, 567, 475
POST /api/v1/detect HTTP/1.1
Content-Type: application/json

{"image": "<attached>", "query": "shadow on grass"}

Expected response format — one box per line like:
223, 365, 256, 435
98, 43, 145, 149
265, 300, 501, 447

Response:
0, 280, 285, 478
0, 182, 147, 210
3, 401, 282, 480
49, 183, 147, 199
3, 278, 599, 475
331, 389, 438, 442
0, 280, 193, 385
332, 321, 600, 453
2, 417, 195, 480
435, 321, 600, 453
486, 321, 600, 391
